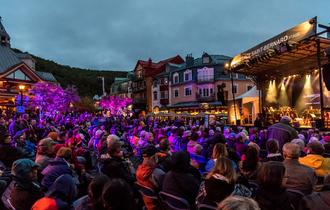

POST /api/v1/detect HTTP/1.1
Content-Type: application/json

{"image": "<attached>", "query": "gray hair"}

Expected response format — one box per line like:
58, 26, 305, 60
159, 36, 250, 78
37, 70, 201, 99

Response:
283, 143, 301, 159
217, 196, 260, 210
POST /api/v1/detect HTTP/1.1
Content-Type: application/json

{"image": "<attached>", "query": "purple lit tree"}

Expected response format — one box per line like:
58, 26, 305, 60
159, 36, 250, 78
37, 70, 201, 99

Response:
29, 82, 80, 116
99, 95, 133, 116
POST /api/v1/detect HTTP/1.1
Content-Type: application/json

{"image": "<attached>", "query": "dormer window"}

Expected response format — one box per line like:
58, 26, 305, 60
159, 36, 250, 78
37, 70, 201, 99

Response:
203, 56, 210, 64
184, 70, 192, 82
173, 73, 179, 84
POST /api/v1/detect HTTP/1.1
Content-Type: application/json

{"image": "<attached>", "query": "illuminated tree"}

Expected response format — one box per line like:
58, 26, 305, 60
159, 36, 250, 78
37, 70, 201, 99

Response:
99, 95, 132, 116
29, 82, 80, 115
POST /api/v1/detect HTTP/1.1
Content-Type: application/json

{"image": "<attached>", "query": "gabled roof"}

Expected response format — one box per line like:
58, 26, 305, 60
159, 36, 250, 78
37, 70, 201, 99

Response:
35, 71, 57, 82
133, 55, 185, 77
0, 45, 21, 73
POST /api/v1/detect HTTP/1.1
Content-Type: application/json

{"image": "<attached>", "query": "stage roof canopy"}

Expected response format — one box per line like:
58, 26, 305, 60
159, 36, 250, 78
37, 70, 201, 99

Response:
229, 17, 330, 82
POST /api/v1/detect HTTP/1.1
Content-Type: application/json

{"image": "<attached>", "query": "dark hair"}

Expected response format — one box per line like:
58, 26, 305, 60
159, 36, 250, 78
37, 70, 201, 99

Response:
88, 175, 110, 210
257, 161, 285, 189
191, 132, 199, 142
108, 141, 122, 156
242, 146, 259, 172
266, 139, 279, 153
171, 151, 191, 171
102, 179, 135, 210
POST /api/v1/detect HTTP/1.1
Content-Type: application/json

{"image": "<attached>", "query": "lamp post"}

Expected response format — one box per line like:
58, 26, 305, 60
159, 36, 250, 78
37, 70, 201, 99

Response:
225, 62, 238, 125
18, 85, 25, 106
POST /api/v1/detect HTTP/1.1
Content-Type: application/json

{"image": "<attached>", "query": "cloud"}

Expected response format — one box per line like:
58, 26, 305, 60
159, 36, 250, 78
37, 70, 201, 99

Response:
1, 0, 329, 70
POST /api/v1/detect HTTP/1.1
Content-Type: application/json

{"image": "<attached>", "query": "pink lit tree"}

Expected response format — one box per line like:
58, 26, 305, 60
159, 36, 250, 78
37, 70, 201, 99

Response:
99, 95, 133, 116
29, 82, 80, 115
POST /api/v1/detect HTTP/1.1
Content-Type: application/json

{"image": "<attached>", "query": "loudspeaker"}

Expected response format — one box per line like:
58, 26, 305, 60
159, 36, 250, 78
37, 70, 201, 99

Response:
323, 63, 330, 91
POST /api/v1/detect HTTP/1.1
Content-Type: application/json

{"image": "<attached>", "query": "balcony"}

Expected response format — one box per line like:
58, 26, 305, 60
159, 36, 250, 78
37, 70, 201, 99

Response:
197, 77, 214, 84
196, 93, 215, 102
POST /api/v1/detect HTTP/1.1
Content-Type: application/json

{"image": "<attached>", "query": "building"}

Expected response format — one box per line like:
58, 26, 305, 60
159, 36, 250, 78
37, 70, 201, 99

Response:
110, 76, 132, 98
130, 55, 184, 112
152, 52, 254, 116
0, 18, 57, 108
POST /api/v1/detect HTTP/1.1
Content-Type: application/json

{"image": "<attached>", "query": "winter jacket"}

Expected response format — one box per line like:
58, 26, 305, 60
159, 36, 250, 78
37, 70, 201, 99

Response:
32, 174, 77, 210
100, 156, 135, 184
162, 170, 201, 208
3, 159, 44, 210
41, 157, 73, 190
136, 164, 165, 210
299, 154, 330, 177
256, 187, 294, 210
267, 122, 298, 151
283, 159, 317, 195
299, 187, 330, 210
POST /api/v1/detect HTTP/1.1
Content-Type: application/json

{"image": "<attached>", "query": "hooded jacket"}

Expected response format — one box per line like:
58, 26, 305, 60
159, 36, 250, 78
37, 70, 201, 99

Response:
41, 157, 73, 189
299, 154, 330, 177
32, 174, 77, 210
136, 164, 165, 210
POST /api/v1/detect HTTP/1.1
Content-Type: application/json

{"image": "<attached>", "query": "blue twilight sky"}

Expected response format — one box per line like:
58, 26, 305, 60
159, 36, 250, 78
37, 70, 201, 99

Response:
0, 0, 329, 71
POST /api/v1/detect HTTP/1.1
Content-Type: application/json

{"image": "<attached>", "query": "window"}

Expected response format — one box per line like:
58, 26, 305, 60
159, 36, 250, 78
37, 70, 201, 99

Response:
153, 91, 158, 100
232, 85, 238, 94
173, 73, 179, 84
5, 69, 31, 81
184, 70, 192, 82
174, 89, 179, 98
160, 91, 168, 99
197, 67, 214, 82
185, 87, 192, 96
210, 88, 213, 94
203, 56, 210, 64
153, 80, 158, 87
247, 85, 253, 91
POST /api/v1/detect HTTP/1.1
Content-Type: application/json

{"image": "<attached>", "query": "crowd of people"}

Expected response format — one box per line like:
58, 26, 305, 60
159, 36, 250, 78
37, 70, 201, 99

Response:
0, 110, 329, 210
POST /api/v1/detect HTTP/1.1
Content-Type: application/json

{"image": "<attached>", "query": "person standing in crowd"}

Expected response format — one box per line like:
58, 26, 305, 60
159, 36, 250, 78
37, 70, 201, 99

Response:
267, 116, 298, 150
0, 133, 23, 168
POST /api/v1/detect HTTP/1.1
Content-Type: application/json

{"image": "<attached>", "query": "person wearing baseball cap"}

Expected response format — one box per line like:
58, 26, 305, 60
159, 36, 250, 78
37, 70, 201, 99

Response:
136, 145, 165, 210
3, 159, 44, 210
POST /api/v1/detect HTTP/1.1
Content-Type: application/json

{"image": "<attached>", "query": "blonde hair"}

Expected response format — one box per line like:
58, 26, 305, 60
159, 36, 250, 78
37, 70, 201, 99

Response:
207, 157, 236, 184
212, 143, 228, 159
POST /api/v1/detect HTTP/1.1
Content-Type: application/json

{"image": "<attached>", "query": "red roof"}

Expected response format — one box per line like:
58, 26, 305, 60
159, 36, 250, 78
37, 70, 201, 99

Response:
134, 55, 184, 77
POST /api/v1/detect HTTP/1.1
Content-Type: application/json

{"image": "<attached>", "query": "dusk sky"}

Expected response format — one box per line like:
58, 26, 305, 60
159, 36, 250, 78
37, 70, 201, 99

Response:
1, 0, 329, 71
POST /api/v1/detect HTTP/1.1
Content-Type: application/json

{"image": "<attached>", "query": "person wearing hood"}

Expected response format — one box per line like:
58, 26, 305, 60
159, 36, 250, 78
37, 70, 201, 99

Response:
136, 145, 165, 210
299, 141, 330, 177
267, 116, 298, 151
32, 174, 77, 210
255, 161, 294, 210
2, 159, 44, 210
41, 147, 74, 190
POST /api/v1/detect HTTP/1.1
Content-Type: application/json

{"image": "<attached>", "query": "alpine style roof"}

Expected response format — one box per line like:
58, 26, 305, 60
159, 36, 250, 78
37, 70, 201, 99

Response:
0, 45, 21, 73
35, 71, 57, 82
134, 55, 185, 77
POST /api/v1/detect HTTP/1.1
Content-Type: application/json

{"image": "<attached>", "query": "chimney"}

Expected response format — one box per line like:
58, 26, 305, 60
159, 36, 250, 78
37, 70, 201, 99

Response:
186, 54, 194, 67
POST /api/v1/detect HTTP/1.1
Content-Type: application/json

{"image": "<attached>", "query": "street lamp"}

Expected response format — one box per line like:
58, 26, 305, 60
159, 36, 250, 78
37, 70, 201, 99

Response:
18, 85, 25, 106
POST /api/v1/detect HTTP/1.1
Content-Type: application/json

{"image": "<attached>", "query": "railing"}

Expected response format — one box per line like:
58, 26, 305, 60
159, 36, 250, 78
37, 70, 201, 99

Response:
196, 93, 215, 102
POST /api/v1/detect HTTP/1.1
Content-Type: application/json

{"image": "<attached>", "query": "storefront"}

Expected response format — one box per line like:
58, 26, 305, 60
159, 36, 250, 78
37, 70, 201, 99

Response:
227, 17, 330, 129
